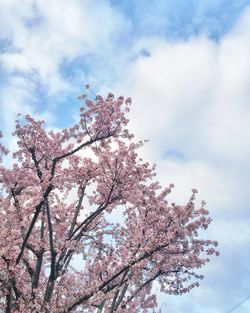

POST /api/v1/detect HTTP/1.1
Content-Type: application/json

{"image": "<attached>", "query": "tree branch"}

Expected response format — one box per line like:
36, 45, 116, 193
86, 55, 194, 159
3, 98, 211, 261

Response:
70, 185, 115, 240
32, 207, 45, 290
68, 185, 86, 238
32, 248, 44, 290
126, 271, 162, 303
51, 131, 114, 177
16, 184, 53, 265
64, 242, 170, 312
29, 147, 42, 179
55, 186, 116, 277
43, 201, 57, 304
113, 283, 129, 312
6, 287, 12, 313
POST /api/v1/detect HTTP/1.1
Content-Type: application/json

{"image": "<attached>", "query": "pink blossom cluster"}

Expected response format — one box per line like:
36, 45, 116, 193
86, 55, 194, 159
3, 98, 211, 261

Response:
0, 93, 218, 312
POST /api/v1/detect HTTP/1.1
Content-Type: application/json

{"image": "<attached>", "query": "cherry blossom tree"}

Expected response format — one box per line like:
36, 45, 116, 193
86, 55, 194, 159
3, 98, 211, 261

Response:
0, 92, 218, 313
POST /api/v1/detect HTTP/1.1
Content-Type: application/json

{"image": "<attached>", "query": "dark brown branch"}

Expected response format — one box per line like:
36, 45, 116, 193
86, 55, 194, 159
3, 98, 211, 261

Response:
56, 186, 116, 277
110, 269, 129, 313
65, 242, 170, 312
29, 147, 42, 179
32, 208, 45, 290
12, 281, 21, 302
6, 287, 12, 313
59, 253, 73, 276
16, 184, 53, 265
70, 185, 115, 240
41, 206, 45, 240
22, 258, 34, 279
11, 186, 26, 237
54, 185, 85, 275
12, 182, 39, 257
26, 243, 37, 256
109, 289, 120, 313
64, 196, 118, 270
127, 271, 162, 303
51, 132, 114, 177
97, 300, 106, 313
43, 201, 57, 304
113, 283, 129, 312
32, 248, 44, 289
68, 185, 86, 237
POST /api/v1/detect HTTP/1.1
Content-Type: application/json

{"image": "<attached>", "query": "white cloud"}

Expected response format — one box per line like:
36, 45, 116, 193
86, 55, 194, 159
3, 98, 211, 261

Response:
0, 0, 130, 131
0, 0, 129, 76
1, 53, 31, 72
112, 6, 250, 194
109, 7, 250, 312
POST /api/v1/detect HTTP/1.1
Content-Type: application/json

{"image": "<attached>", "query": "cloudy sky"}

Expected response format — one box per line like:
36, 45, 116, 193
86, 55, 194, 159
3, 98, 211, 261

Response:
1, 1, 250, 312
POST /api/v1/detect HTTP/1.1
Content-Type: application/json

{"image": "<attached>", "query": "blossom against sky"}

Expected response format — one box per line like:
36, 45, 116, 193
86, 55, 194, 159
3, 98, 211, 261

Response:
1, 1, 250, 312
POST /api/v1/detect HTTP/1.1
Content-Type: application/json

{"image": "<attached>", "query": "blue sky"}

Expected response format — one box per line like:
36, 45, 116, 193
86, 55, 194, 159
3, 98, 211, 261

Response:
111, 0, 250, 39
1, 1, 250, 312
